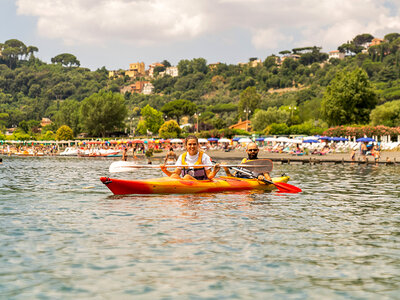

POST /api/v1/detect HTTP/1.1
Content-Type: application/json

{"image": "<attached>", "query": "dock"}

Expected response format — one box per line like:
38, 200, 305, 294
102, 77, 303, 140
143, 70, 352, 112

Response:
268, 156, 397, 165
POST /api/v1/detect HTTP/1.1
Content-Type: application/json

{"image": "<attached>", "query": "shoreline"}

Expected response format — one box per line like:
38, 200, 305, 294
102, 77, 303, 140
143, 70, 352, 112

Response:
2, 149, 400, 164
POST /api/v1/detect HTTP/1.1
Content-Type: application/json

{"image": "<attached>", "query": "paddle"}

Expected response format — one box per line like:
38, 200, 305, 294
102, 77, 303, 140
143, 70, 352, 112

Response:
228, 166, 302, 193
109, 160, 274, 173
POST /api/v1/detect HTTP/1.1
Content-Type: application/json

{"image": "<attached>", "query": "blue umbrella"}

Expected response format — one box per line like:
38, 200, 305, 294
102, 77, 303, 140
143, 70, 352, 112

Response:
232, 137, 241, 141
255, 137, 265, 141
338, 137, 349, 141
330, 137, 341, 142
319, 136, 331, 141
303, 139, 319, 143
356, 137, 375, 142
207, 137, 219, 142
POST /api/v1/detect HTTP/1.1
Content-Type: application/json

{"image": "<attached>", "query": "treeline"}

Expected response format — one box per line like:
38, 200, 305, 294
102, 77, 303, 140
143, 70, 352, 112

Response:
1, 32, 400, 139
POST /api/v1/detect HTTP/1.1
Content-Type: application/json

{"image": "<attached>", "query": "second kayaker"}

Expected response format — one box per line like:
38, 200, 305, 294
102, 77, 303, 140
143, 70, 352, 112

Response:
223, 142, 271, 181
160, 135, 220, 180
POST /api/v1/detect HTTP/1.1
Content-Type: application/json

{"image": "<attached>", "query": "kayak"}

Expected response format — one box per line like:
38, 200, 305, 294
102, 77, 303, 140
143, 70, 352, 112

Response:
100, 175, 290, 195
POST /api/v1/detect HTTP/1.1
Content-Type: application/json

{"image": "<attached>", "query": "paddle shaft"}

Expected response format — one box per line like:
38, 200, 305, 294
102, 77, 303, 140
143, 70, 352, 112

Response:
229, 166, 301, 193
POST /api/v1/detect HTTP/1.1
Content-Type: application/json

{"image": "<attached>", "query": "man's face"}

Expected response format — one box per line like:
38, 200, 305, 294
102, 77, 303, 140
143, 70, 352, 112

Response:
246, 144, 259, 160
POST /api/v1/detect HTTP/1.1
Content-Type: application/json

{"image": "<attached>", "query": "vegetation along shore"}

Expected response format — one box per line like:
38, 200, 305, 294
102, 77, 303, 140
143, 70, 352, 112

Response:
1, 32, 400, 143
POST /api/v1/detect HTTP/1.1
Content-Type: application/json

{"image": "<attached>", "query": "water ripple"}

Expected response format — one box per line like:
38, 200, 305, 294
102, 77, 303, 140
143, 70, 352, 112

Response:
0, 156, 399, 299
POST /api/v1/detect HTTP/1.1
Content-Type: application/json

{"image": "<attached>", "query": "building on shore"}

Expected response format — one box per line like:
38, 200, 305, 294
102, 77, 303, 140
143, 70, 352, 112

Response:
229, 120, 252, 132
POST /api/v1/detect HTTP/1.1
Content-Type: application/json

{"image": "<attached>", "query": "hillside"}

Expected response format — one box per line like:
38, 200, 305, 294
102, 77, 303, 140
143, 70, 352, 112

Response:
1, 33, 400, 138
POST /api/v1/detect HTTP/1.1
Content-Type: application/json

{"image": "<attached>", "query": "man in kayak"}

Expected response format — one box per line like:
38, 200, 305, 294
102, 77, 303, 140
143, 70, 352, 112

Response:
160, 135, 220, 180
223, 142, 271, 181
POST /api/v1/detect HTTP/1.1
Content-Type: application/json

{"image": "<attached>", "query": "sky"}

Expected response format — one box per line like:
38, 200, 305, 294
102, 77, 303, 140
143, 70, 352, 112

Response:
1, 0, 400, 70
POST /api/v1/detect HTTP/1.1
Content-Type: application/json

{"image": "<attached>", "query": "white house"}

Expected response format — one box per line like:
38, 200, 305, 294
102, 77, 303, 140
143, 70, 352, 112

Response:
142, 82, 154, 95
329, 50, 345, 60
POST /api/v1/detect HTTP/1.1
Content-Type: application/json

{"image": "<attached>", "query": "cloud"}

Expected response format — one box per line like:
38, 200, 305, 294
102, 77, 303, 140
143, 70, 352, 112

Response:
16, 0, 400, 52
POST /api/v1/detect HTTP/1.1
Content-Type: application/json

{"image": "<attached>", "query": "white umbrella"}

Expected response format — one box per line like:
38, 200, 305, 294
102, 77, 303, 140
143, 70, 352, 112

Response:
264, 137, 277, 142
198, 138, 208, 143
170, 138, 183, 143
238, 137, 253, 143
218, 138, 231, 143
291, 139, 303, 144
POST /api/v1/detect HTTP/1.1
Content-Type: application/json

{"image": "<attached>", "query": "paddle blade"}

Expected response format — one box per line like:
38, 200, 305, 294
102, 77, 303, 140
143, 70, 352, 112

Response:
273, 182, 302, 193
242, 159, 273, 174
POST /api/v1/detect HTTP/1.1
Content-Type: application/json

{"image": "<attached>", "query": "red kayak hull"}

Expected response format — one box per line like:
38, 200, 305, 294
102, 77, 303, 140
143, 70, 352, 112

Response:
100, 176, 290, 195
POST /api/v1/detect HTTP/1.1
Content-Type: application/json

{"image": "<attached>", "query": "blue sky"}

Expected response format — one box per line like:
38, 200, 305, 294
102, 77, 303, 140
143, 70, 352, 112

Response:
1, 0, 400, 70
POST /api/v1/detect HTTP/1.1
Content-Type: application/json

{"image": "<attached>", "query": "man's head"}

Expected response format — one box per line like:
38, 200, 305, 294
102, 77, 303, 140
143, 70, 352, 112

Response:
246, 142, 259, 160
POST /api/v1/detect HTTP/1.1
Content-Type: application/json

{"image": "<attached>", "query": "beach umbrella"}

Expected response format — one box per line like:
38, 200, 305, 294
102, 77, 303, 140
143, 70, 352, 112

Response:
198, 138, 208, 143
319, 136, 331, 141
218, 138, 231, 143
207, 137, 219, 142
238, 137, 252, 143
338, 137, 349, 141
330, 137, 341, 142
303, 139, 319, 143
356, 137, 375, 142
255, 137, 265, 141
132, 139, 144, 144
264, 137, 277, 142
291, 139, 303, 144
170, 138, 183, 143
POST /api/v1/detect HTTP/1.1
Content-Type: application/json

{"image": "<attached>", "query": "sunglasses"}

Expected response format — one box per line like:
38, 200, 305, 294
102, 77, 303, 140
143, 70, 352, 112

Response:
248, 149, 258, 152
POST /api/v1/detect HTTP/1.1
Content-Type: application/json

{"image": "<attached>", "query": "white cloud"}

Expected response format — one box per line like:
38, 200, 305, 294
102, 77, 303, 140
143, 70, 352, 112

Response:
16, 0, 400, 52
251, 28, 293, 50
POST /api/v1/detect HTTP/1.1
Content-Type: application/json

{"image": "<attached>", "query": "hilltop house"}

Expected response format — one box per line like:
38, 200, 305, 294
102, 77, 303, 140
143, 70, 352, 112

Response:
329, 50, 345, 60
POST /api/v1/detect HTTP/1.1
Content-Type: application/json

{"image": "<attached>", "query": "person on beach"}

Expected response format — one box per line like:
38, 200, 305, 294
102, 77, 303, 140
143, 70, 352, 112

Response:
164, 147, 177, 165
160, 135, 220, 180
122, 147, 128, 161
223, 142, 271, 181
360, 142, 367, 161
351, 149, 356, 161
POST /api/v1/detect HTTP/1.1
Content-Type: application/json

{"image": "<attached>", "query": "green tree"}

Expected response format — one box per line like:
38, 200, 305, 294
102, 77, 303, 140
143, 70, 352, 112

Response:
158, 120, 182, 138
80, 91, 127, 137
0, 112, 9, 130
322, 68, 378, 126
264, 123, 289, 135
51, 53, 80, 67
238, 86, 260, 119
161, 99, 197, 124
1, 39, 27, 68
40, 130, 55, 140
56, 125, 74, 140
251, 108, 290, 131
55, 99, 81, 134
370, 100, 400, 127
135, 120, 147, 135
140, 104, 164, 134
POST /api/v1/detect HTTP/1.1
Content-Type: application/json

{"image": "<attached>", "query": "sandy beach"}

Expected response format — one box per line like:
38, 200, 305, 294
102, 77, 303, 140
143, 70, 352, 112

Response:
152, 149, 400, 163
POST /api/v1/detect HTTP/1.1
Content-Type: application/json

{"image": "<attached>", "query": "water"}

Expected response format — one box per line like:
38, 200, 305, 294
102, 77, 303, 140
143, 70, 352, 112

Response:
0, 156, 399, 299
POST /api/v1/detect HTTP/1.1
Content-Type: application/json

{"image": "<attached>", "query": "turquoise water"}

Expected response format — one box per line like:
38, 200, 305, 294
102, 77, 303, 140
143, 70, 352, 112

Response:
0, 156, 399, 299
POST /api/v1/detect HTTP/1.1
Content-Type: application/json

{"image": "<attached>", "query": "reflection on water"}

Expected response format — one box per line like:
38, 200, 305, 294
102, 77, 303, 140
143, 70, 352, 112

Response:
0, 156, 399, 299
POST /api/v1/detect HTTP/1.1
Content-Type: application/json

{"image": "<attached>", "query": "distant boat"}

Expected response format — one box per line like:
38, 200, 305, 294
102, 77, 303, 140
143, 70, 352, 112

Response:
78, 148, 121, 157
59, 147, 79, 156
